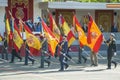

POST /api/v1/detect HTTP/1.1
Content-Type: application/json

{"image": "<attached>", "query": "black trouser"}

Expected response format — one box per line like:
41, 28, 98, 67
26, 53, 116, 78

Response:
40, 51, 50, 68
78, 51, 87, 63
59, 54, 68, 70
24, 50, 35, 65
1, 47, 8, 60
107, 53, 116, 68
11, 49, 22, 62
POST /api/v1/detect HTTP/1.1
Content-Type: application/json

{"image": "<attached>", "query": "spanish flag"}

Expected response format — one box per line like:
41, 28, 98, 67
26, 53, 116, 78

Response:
87, 15, 103, 53
61, 16, 75, 47
41, 19, 58, 56
73, 15, 88, 46
5, 16, 13, 47
49, 13, 61, 42
23, 23, 41, 55
13, 21, 23, 52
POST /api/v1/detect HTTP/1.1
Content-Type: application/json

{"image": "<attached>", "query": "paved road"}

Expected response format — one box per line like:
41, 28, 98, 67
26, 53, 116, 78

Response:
0, 55, 120, 80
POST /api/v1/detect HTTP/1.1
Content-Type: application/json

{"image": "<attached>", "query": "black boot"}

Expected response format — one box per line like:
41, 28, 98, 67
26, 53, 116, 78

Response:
32, 60, 35, 65
114, 62, 117, 68
112, 61, 117, 68
48, 61, 51, 67
84, 58, 87, 63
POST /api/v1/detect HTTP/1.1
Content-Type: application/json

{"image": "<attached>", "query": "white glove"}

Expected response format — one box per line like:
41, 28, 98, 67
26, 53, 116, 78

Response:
5, 47, 8, 50
114, 52, 117, 56
44, 51, 47, 54
63, 53, 66, 56
82, 48, 84, 51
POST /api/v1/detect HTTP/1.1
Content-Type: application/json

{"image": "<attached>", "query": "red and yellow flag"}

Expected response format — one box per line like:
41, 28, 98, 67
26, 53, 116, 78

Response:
49, 13, 61, 42
41, 19, 58, 56
73, 15, 88, 47
13, 21, 23, 52
5, 17, 13, 47
61, 16, 75, 47
87, 15, 103, 53
23, 23, 41, 55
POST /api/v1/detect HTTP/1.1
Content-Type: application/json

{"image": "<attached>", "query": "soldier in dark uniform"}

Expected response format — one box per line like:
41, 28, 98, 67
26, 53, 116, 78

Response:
104, 33, 117, 69
39, 35, 50, 68
59, 36, 69, 71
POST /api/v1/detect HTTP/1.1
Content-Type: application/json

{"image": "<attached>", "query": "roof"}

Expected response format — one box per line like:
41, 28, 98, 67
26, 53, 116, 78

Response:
39, 1, 120, 10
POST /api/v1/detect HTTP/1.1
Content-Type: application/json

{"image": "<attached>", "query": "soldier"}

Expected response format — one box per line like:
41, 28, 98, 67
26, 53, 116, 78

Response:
39, 34, 50, 68
104, 33, 117, 69
59, 35, 69, 71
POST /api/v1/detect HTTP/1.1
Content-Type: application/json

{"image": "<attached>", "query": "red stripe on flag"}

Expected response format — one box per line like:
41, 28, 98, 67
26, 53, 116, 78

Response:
67, 31, 75, 41
87, 17, 92, 44
93, 34, 103, 53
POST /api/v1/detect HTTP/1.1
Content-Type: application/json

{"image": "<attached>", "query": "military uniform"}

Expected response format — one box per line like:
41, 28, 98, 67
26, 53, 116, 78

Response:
40, 38, 50, 68
59, 36, 69, 71
104, 33, 117, 69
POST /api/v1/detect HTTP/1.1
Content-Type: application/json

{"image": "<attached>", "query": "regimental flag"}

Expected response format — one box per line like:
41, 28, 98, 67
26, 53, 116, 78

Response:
23, 23, 41, 55
41, 19, 58, 56
13, 21, 23, 52
61, 16, 75, 47
73, 15, 88, 47
49, 13, 61, 42
5, 15, 13, 47
87, 15, 103, 53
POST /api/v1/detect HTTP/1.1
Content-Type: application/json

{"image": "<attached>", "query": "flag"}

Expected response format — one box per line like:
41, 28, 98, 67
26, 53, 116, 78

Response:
41, 19, 58, 56
61, 16, 75, 47
23, 23, 41, 55
49, 13, 61, 42
5, 15, 13, 47
73, 15, 88, 47
13, 21, 24, 52
87, 15, 103, 53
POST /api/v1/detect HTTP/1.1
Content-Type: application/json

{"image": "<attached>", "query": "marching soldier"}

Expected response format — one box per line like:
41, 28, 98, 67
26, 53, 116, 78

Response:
104, 33, 117, 69
59, 35, 69, 71
39, 34, 50, 68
